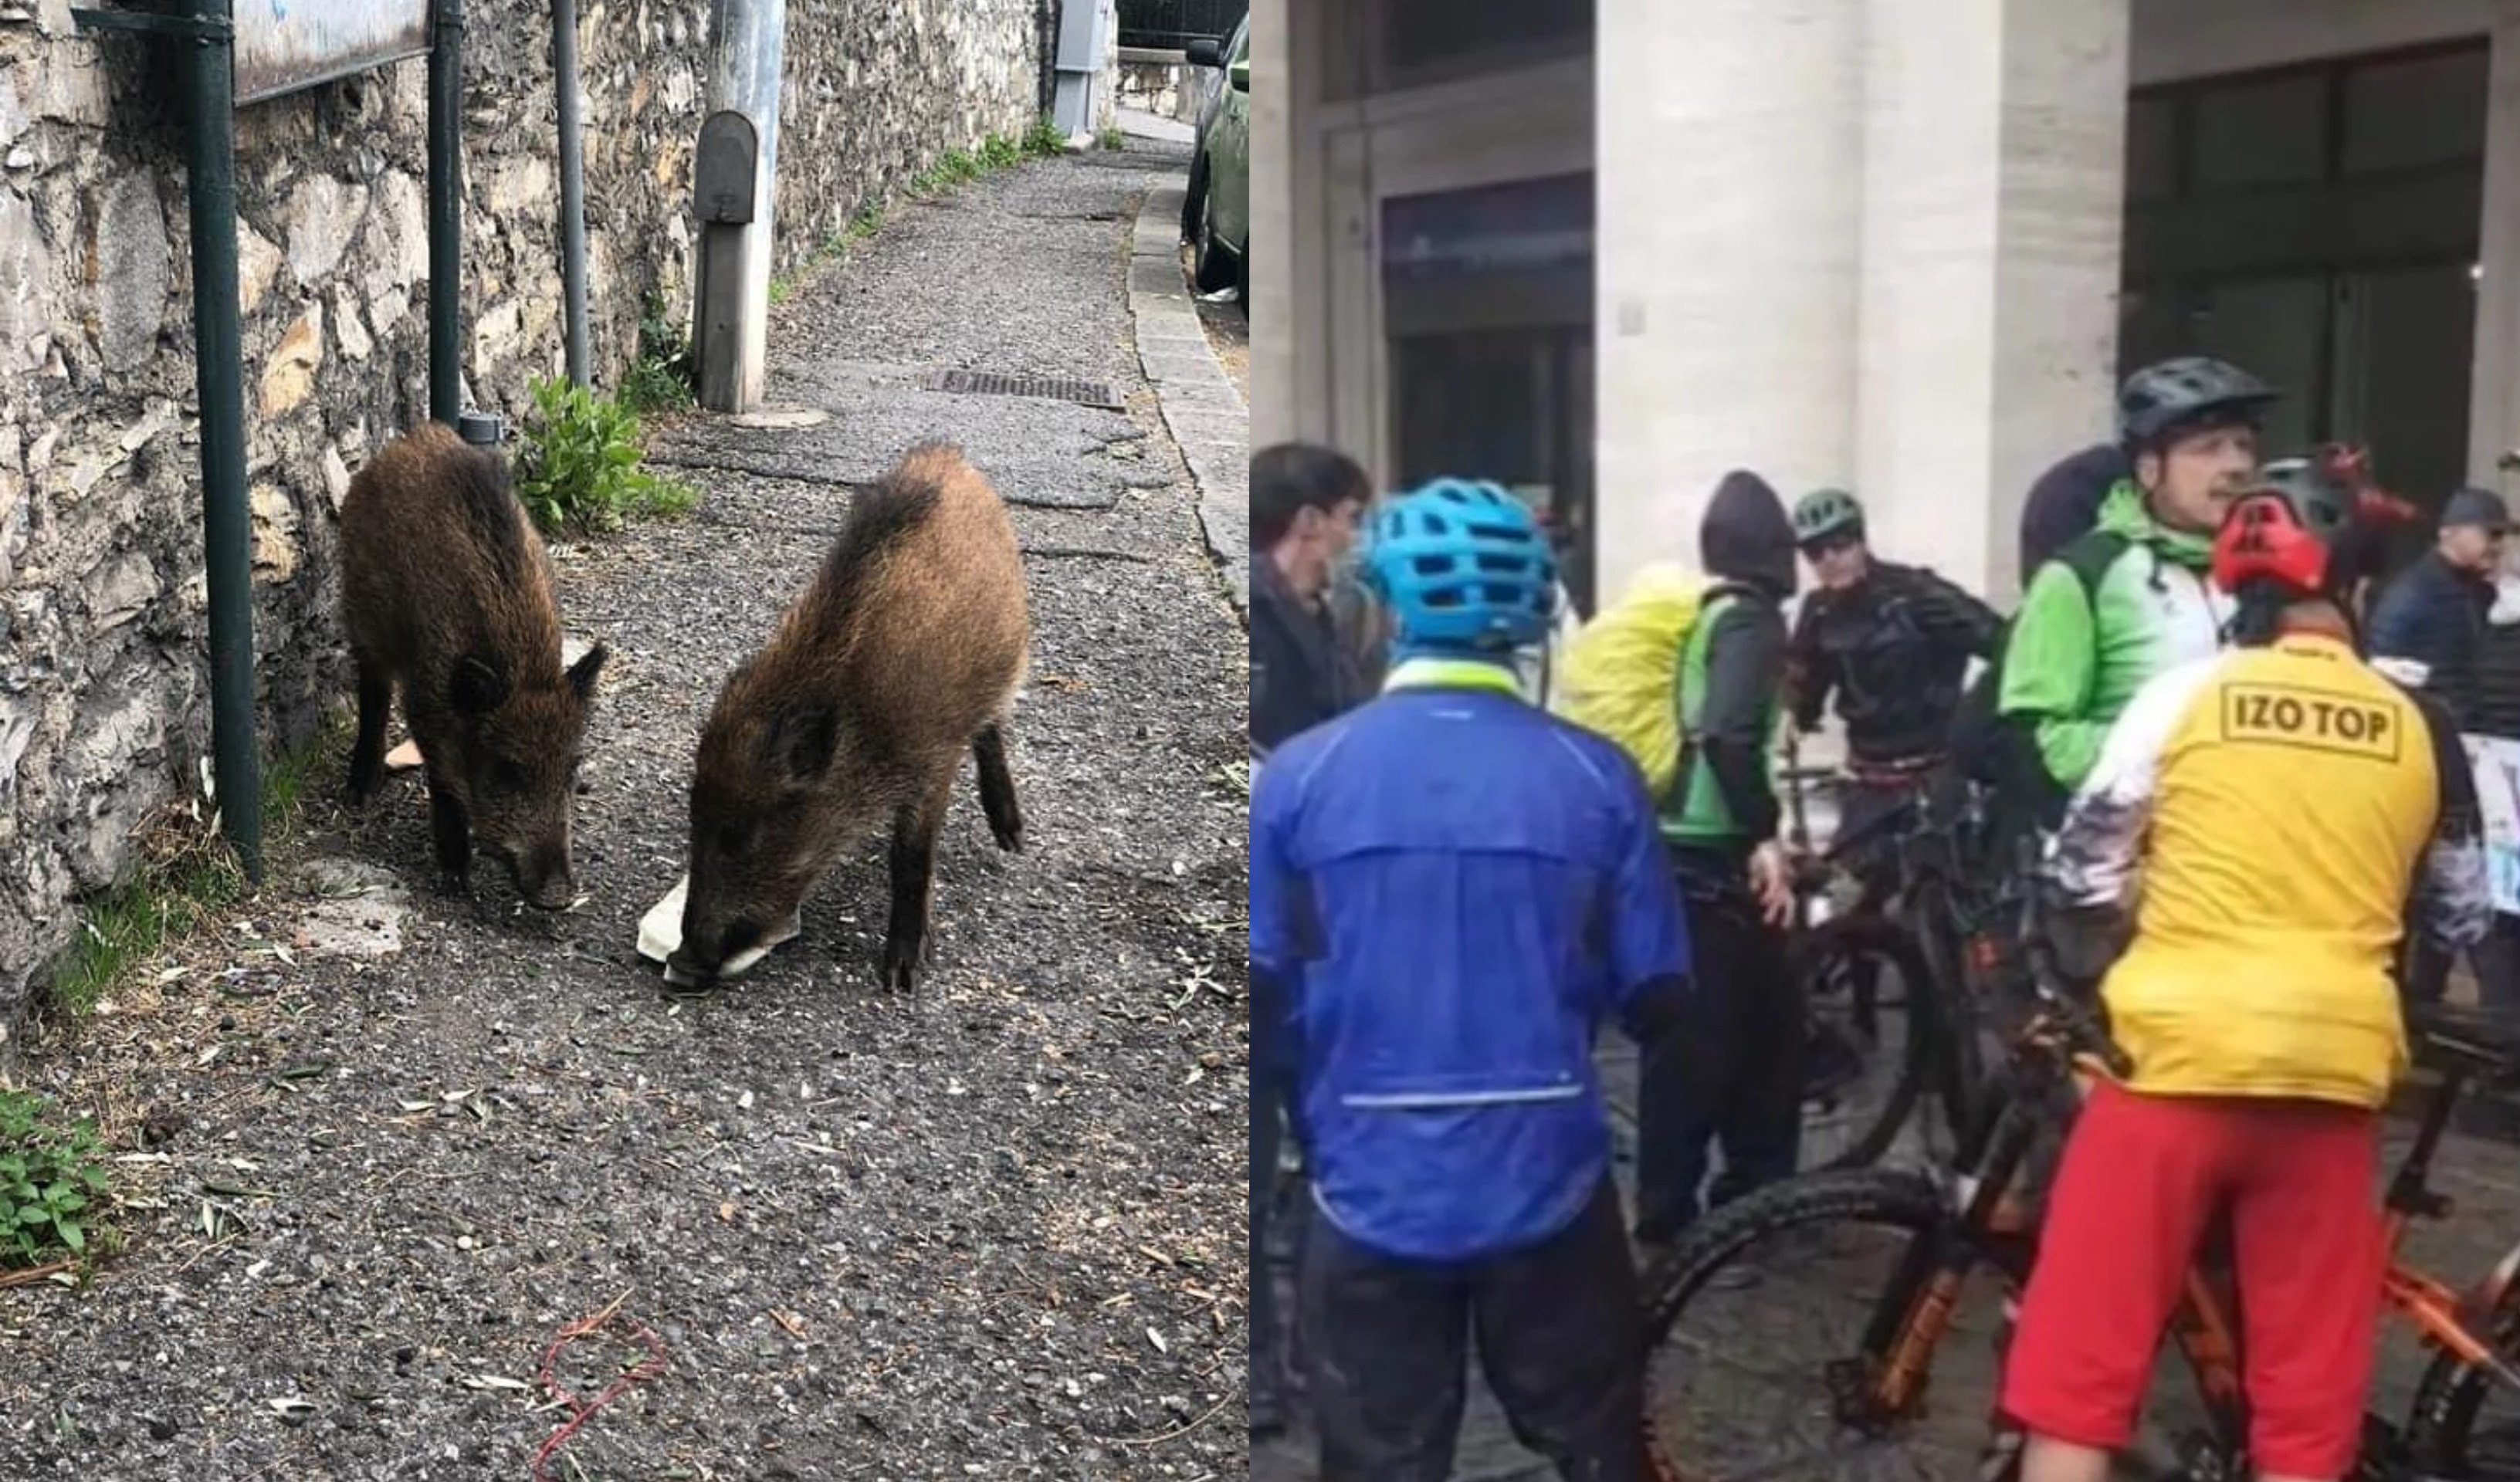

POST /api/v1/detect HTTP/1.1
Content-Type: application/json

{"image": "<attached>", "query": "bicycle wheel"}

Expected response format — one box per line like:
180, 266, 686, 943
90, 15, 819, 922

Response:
1798, 917, 1941, 1171
1640, 1168, 2029, 1481
2402, 1278, 2520, 1480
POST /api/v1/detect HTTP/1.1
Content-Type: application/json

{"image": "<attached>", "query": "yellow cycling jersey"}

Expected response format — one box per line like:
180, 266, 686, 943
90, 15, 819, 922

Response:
2046, 631, 2490, 1107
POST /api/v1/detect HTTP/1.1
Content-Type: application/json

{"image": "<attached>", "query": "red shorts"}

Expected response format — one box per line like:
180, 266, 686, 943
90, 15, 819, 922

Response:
1999, 1082, 2383, 1478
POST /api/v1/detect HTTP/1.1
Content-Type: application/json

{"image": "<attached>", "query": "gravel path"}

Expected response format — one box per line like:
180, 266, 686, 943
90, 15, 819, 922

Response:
0, 140, 1250, 1481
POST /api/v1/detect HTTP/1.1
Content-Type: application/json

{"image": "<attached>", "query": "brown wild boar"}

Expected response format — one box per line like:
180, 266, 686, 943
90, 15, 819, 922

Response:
340, 421, 609, 908
669, 439, 1030, 992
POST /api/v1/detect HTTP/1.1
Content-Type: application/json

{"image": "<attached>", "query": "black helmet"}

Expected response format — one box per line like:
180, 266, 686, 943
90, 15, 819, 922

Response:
2117, 357, 2278, 450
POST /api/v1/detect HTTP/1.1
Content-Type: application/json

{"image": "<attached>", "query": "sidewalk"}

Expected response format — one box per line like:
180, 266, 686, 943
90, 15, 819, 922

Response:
0, 143, 1248, 1479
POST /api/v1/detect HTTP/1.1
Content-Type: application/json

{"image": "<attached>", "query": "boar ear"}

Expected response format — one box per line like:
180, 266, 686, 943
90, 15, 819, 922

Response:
565, 641, 609, 702
769, 703, 839, 783
450, 655, 510, 716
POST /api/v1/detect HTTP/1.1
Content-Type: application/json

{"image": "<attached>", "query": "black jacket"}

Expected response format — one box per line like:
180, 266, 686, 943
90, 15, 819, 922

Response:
1251, 556, 1367, 756
2368, 550, 2494, 728
1787, 560, 2002, 763
2473, 607, 2520, 742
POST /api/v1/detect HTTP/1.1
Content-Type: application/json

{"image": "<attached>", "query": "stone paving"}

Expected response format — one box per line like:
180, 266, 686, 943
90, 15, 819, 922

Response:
1255, 1008, 2520, 1482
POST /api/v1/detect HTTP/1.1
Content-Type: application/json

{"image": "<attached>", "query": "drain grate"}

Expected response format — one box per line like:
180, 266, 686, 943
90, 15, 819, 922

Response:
923, 368, 1123, 408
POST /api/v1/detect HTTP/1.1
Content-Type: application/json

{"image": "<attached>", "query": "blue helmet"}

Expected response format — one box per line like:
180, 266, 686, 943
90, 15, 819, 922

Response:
1363, 479, 1557, 651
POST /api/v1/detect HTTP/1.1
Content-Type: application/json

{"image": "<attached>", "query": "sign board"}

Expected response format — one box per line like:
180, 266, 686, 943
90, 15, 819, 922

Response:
2462, 735, 2520, 914
234, 0, 429, 107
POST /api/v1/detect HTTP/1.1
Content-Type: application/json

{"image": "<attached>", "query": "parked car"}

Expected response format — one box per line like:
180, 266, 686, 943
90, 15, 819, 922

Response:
1181, 18, 1249, 306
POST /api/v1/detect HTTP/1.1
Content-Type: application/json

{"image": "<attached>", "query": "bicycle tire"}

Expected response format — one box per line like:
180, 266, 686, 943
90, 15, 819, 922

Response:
1639, 1168, 2033, 1482
1795, 917, 1937, 1171
2402, 1264, 2520, 1480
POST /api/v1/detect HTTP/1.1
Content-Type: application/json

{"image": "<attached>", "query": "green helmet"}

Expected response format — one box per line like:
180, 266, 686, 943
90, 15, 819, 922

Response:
1792, 488, 1865, 546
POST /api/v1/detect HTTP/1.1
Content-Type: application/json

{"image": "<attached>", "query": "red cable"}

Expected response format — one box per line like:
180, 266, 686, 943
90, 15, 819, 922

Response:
528, 1299, 670, 1480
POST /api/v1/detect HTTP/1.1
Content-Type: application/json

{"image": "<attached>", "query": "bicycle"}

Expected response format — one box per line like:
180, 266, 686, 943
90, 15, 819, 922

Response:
1777, 754, 2014, 1169
1638, 876, 2520, 1480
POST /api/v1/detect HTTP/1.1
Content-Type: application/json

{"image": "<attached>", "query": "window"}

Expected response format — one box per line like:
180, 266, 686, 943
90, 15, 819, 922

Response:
1373, 0, 1593, 89
2340, 49, 2487, 174
2125, 94, 2180, 203
2190, 73, 2326, 188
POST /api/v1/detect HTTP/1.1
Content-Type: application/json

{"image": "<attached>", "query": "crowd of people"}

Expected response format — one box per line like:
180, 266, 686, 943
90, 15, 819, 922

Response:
1246, 356, 2506, 1482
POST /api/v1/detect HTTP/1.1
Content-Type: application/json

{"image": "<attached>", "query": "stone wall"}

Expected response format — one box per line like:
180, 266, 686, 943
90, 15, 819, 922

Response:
0, 0, 1050, 1044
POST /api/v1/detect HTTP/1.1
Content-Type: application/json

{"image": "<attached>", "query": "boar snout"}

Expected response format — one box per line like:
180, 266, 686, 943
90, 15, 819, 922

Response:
490, 841, 576, 911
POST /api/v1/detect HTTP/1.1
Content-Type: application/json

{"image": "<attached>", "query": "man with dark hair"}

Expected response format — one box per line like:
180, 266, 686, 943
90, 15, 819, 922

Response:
1247, 440, 1373, 1440
2371, 486, 2512, 1012
1251, 442, 1372, 756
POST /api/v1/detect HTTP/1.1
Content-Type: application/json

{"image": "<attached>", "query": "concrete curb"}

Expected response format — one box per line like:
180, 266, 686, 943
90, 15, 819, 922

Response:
1128, 183, 1248, 617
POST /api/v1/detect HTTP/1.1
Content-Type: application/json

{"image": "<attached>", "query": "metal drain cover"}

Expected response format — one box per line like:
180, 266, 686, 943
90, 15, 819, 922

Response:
923, 368, 1123, 408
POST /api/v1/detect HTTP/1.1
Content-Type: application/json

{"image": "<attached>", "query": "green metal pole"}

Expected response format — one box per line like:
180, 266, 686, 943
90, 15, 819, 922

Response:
183, 0, 262, 881
428, 0, 464, 423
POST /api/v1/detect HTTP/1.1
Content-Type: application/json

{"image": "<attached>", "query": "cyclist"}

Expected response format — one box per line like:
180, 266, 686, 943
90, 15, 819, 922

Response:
2000, 457, 2489, 1482
1995, 357, 2275, 825
1781, 486, 2001, 898
1248, 479, 1691, 1482
1635, 470, 1803, 1247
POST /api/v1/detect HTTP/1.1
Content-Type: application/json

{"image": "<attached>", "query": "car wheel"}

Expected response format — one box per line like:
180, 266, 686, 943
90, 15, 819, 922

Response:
1192, 189, 1235, 293
1181, 151, 1208, 245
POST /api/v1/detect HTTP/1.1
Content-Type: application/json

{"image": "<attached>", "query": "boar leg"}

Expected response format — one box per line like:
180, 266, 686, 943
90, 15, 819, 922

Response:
972, 723, 1022, 852
347, 657, 392, 804
422, 765, 473, 895
879, 774, 955, 992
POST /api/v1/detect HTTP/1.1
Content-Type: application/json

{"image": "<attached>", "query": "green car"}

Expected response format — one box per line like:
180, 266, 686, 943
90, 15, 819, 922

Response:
1182, 17, 1250, 305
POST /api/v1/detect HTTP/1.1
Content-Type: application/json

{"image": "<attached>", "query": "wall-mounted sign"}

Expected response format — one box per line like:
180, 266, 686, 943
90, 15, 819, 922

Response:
234, 0, 429, 107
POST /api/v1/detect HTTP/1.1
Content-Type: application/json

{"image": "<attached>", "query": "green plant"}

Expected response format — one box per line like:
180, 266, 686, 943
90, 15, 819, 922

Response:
45, 719, 335, 1019
618, 295, 696, 415
1098, 126, 1126, 151
514, 377, 698, 537
1021, 116, 1066, 156
0, 1090, 110, 1267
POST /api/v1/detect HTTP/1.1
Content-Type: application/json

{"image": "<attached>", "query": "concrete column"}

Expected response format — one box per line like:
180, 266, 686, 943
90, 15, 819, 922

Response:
2469, 4, 2520, 486
1247, 0, 1296, 447
1594, 0, 1865, 606
1854, 0, 2130, 600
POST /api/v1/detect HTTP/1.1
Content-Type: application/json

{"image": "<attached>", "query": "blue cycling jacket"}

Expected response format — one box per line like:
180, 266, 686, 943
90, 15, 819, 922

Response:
1249, 660, 1692, 1262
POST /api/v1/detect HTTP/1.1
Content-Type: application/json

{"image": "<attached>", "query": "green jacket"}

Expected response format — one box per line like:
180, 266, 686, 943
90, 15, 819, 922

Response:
1661, 590, 1785, 847
1997, 481, 2231, 791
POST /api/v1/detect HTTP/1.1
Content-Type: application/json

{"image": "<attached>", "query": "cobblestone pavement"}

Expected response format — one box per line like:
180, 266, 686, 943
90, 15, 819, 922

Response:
1256, 1004, 2520, 1482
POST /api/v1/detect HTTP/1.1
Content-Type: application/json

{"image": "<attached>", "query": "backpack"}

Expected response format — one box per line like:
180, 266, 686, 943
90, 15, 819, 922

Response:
1550, 563, 1711, 799
1951, 530, 2129, 834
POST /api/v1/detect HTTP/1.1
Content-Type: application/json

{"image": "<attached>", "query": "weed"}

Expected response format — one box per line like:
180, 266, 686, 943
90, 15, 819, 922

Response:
1098, 126, 1126, 151
618, 295, 695, 415
0, 1089, 111, 1269
1022, 116, 1067, 156
45, 721, 334, 1018
514, 377, 698, 537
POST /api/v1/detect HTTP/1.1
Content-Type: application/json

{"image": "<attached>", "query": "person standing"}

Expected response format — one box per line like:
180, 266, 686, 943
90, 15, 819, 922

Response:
1633, 470, 1803, 1247
1997, 357, 2274, 820
1250, 478, 1690, 1481
1245, 439, 1374, 1437
2002, 457, 2485, 1482
1782, 487, 2001, 898
1251, 442, 1373, 757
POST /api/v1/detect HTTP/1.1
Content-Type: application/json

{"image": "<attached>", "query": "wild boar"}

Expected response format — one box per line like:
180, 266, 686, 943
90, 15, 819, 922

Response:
339, 421, 609, 908
669, 439, 1030, 991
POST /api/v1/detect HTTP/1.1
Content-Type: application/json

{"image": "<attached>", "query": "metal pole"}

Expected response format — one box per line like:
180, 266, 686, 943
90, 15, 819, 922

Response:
428, 0, 465, 423
183, 0, 262, 880
554, 0, 590, 387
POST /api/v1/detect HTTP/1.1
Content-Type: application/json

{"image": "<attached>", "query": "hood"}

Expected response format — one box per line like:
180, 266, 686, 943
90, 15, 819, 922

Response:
1699, 470, 1797, 597
2093, 479, 2215, 570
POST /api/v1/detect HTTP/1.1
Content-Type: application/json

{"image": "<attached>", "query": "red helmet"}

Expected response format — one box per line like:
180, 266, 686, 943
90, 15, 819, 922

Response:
2210, 448, 2416, 601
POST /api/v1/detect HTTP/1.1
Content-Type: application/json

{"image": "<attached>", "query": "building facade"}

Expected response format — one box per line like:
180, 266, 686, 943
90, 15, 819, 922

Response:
1248, 0, 2520, 611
